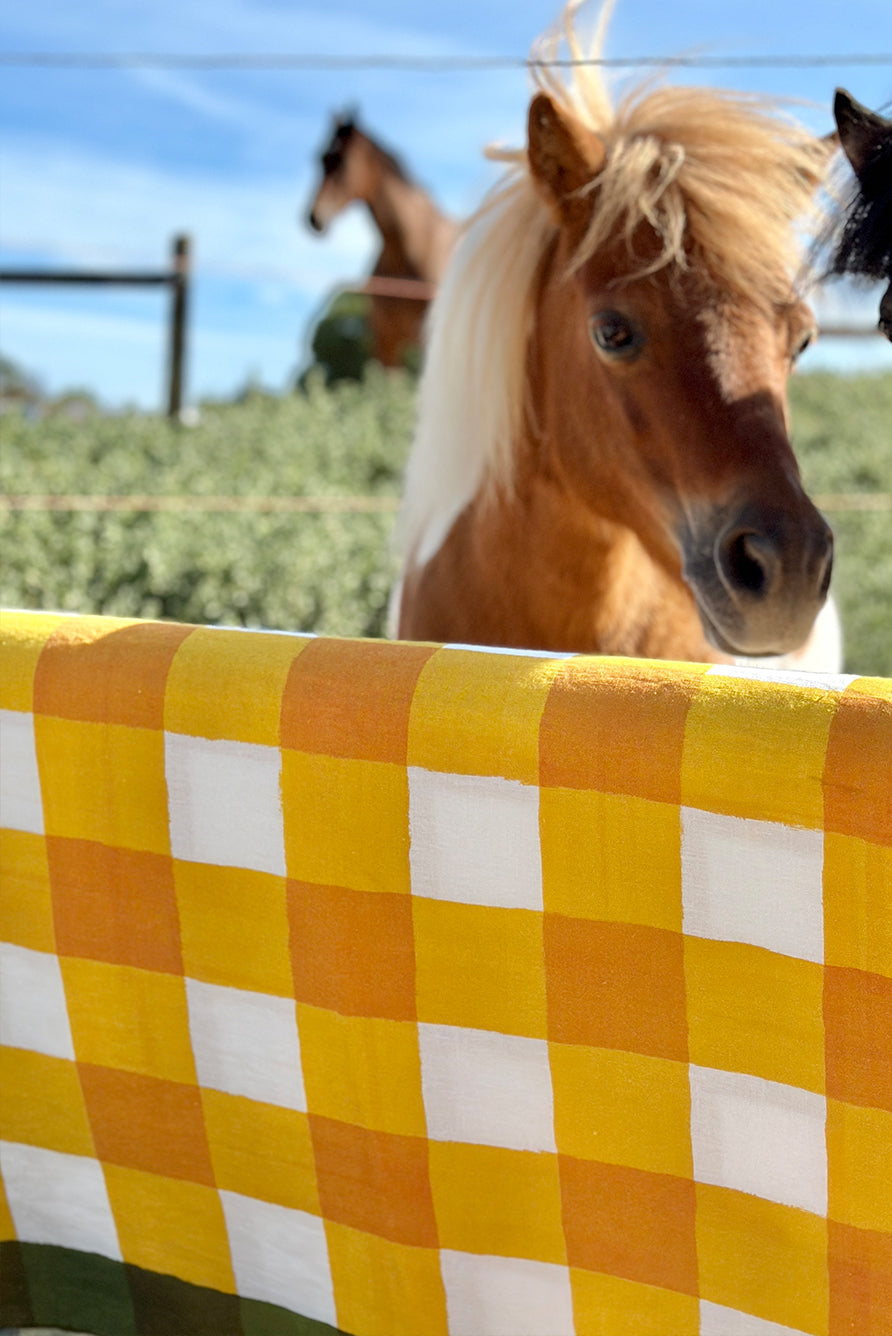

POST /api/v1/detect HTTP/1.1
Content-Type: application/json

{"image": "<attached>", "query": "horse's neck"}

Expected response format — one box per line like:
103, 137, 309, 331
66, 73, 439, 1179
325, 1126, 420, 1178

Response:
409, 470, 722, 661
366, 170, 453, 282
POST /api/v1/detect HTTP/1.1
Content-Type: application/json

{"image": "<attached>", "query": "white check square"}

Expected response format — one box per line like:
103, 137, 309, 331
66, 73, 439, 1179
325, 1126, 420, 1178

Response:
0, 943, 75, 1060
186, 978, 305, 1110
700, 1298, 813, 1335
681, 807, 824, 963
0, 709, 44, 835
408, 767, 541, 909
690, 1065, 826, 1216
0, 1141, 121, 1261
419, 1024, 555, 1152
166, 732, 285, 876
441, 1251, 575, 1336
220, 1190, 335, 1326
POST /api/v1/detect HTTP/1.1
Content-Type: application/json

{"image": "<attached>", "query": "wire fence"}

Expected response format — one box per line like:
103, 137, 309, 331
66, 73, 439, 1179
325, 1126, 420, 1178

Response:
2, 51, 892, 71
2, 493, 890, 514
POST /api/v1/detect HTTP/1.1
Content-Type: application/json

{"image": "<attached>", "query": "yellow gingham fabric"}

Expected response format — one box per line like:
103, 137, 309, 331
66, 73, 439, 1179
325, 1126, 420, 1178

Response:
1, 609, 891, 1336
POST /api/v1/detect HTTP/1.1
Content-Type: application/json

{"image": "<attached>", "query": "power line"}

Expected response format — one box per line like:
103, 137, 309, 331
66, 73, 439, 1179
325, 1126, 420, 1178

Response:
1, 51, 892, 71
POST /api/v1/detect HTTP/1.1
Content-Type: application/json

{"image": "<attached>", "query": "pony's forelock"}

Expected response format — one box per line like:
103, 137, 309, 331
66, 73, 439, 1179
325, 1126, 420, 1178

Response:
397, 0, 829, 568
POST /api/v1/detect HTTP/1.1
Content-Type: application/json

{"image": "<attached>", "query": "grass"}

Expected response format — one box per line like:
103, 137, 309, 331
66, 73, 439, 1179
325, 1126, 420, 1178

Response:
1, 367, 890, 675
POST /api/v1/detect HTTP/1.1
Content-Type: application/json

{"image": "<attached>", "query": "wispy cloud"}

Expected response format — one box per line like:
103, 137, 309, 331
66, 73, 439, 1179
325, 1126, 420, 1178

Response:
0, 134, 377, 291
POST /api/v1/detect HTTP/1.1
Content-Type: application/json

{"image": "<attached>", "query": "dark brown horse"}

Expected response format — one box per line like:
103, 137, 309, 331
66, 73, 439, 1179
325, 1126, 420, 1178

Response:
394, 2, 840, 669
305, 114, 458, 367
832, 89, 892, 340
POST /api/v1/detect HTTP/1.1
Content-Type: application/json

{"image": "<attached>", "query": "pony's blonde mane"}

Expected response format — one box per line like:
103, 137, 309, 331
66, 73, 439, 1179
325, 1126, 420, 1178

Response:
398, 0, 829, 569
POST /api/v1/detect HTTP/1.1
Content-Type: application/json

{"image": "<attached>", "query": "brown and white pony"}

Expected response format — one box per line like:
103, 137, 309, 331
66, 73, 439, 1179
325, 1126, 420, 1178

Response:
831, 88, 892, 340
306, 114, 458, 367
394, 1, 840, 668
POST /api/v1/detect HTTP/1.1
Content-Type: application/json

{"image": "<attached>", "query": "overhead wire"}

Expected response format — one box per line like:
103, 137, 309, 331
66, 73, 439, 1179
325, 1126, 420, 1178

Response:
1, 51, 891, 70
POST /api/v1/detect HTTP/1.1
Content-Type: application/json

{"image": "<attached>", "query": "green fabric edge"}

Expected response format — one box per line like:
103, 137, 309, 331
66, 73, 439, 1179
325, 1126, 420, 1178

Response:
0, 1242, 347, 1336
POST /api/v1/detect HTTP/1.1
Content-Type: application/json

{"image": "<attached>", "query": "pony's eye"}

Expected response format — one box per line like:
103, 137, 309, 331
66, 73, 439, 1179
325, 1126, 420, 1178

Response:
791, 328, 815, 362
589, 311, 643, 360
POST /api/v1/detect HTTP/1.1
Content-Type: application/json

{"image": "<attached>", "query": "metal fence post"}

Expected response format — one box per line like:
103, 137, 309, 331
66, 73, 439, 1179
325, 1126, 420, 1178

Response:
167, 234, 191, 420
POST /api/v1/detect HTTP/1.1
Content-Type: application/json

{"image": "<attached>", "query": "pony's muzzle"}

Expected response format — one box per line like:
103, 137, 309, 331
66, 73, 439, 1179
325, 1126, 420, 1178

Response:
307, 209, 324, 233
686, 504, 834, 656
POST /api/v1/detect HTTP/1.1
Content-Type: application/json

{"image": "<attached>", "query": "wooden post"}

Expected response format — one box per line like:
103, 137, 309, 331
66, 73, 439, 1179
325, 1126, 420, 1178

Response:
166, 234, 191, 420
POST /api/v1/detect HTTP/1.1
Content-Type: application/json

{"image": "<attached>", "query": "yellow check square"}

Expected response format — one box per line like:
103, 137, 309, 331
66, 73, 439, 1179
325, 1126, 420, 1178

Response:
282, 752, 409, 894
685, 936, 824, 1093
824, 832, 892, 978
164, 627, 307, 745
0, 829, 54, 953
570, 1269, 699, 1336
0, 1048, 93, 1157
325, 1221, 448, 1336
696, 1183, 827, 1334
202, 1088, 319, 1215
550, 1043, 692, 1178
61, 957, 196, 1085
174, 860, 293, 996
104, 1162, 235, 1294
540, 788, 681, 931
828, 1098, 892, 1233
407, 648, 561, 784
35, 717, 169, 855
428, 1142, 565, 1264
0, 612, 68, 712
413, 898, 547, 1037
298, 1005, 426, 1137
682, 673, 837, 828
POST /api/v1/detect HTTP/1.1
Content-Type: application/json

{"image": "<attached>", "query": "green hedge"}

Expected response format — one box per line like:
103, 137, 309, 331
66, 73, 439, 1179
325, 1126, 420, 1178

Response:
1, 368, 890, 675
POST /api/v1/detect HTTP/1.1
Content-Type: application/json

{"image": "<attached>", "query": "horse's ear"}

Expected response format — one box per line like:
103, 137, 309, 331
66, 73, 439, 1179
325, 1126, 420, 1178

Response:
834, 88, 891, 178
527, 93, 606, 224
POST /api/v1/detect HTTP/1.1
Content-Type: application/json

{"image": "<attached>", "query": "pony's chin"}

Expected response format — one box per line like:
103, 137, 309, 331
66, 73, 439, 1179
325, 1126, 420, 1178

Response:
695, 600, 793, 659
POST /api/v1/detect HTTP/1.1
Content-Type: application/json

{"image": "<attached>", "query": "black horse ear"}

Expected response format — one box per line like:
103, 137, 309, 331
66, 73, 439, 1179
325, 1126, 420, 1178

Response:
834, 88, 892, 178
336, 105, 360, 134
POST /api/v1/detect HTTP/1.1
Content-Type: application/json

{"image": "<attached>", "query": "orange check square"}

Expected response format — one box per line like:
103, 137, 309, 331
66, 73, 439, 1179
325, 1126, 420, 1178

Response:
824, 685, 892, 847
829, 1219, 892, 1336
78, 1064, 214, 1186
47, 837, 181, 974
33, 619, 192, 729
559, 1156, 698, 1296
539, 659, 706, 802
287, 881, 416, 1020
309, 1114, 437, 1248
545, 916, 688, 1061
281, 638, 435, 764
825, 965, 892, 1114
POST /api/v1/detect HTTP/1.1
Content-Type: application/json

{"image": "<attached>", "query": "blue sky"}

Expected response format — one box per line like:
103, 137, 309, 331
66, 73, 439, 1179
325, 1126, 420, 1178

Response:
2, 0, 891, 409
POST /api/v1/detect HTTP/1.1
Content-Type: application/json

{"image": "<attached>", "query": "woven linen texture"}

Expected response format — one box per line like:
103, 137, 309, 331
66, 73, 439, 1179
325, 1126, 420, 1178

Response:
1, 609, 891, 1336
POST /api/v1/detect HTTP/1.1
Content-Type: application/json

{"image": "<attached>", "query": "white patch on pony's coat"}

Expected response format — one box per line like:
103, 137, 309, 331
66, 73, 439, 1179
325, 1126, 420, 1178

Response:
395, 178, 553, 571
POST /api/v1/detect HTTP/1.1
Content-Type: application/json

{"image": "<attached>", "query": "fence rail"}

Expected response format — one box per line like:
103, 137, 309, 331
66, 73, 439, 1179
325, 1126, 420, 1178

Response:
0, 234, 191, 419
1, 493, 890, 514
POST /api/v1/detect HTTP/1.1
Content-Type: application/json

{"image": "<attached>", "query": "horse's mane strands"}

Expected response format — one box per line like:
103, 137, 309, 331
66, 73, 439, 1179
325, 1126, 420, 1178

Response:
398, 174, 553, 567
397, 0, 830, 569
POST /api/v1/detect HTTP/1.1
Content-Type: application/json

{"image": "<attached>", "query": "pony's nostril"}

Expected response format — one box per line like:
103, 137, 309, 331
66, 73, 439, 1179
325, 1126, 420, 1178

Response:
723, 531, 777, 597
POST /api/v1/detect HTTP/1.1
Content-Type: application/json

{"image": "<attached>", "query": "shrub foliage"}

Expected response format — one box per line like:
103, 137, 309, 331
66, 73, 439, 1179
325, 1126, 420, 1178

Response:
1, 368, 890, 674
